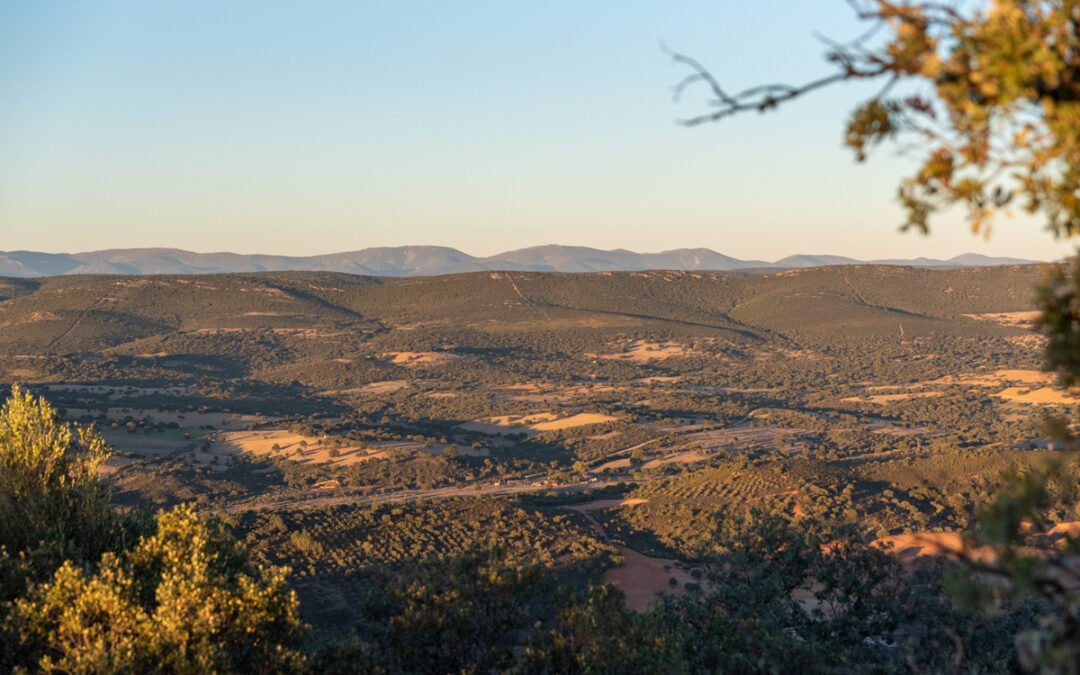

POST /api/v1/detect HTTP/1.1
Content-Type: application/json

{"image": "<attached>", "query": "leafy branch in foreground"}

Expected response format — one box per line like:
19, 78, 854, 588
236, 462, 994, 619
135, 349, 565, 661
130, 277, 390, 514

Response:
943, 459, 1080, 673
12, 504, 307, 674
672, 0, 1080, 238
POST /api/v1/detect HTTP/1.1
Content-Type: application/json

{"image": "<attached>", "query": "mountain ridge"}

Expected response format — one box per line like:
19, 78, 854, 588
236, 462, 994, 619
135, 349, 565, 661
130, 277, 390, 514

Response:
0, 245, 1043, 278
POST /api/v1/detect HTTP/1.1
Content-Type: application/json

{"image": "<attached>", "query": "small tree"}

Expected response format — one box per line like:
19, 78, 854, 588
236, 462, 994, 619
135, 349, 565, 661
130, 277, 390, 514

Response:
0, 386, 117, 595
12, 504, 307, 673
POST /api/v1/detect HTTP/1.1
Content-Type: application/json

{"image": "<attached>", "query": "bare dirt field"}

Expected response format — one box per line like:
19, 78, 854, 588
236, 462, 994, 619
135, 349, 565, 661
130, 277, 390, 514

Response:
593, 458, 631, 473
384, 351, 460, 367
459, 413, 559, 435
461, 412, 616, 435
951, 370, 1057, 387
995, 387, 1079, 405
588, 340, 699, 363
531, 412, 618, 431
325, 380, 409, 396
605, 546, 696, 611
963, 311, 1042, 328
565, 498, 696, 611
210, 429, 484, 467
854, 370, 1079, 406
871, 369, 1054, 390
642, 450, 711, 470
842, 391, 944, 404
213, 430, 375, 466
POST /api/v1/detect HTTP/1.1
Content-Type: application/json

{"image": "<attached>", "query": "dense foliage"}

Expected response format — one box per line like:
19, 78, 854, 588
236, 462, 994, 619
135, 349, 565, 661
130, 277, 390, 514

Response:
0, 388, 306, 673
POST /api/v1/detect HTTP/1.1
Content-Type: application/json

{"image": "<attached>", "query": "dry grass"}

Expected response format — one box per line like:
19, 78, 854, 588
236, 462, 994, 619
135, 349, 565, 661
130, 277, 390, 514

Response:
213, 430, 383, 467
995, 387, 1079, 405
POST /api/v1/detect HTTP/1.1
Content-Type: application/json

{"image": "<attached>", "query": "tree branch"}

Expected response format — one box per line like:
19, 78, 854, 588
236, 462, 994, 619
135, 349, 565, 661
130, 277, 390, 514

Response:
666, 48, 890, 127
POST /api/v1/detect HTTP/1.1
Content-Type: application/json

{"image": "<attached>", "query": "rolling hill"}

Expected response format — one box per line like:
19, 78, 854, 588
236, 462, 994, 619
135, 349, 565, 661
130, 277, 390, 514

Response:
0, 265, 1042, 361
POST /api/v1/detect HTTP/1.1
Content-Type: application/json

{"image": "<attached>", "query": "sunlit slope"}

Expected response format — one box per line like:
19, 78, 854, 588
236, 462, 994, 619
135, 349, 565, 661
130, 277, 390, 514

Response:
0, 274, 376, 354
0, 265, 1042, 357
725, 265, 1041, 339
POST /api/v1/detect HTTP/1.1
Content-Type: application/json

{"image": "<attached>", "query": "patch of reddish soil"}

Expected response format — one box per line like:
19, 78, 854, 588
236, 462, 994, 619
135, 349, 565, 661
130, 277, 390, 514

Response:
604, 546, 696, 612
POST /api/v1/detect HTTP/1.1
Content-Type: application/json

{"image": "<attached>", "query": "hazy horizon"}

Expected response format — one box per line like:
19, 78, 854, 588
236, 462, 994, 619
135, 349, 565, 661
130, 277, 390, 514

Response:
1, 241, 1065, 264
2, 2, 1075, 261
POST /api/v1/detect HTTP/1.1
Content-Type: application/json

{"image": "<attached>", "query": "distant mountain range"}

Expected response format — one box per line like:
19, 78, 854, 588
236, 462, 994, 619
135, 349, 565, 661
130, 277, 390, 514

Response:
0, 246, 1042, 278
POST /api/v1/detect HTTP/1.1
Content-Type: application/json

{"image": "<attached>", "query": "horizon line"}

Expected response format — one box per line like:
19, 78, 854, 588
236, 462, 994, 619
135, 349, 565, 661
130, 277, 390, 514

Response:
0, 244, 1056, 264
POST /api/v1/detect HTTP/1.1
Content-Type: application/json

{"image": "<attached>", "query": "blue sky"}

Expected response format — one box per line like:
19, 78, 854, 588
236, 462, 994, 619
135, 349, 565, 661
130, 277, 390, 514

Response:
0, 1, 1072, 260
